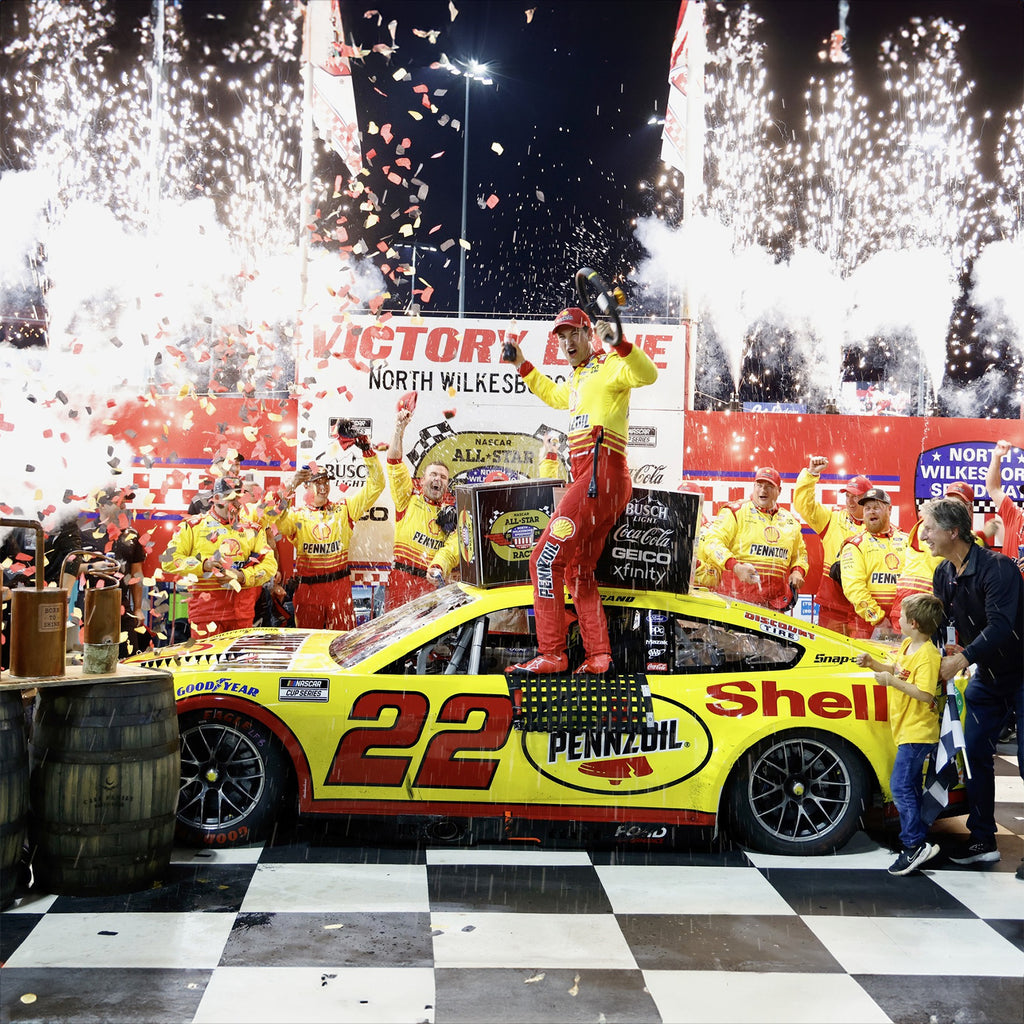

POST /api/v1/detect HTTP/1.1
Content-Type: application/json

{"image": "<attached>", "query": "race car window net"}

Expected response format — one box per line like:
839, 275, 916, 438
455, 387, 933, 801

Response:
329, 586, 479, 669
671, 618, 799, 672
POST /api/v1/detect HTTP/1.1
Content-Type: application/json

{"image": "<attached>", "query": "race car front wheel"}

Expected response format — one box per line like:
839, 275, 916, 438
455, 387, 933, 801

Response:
726, 730, 869, 856
176, 711, 293, 847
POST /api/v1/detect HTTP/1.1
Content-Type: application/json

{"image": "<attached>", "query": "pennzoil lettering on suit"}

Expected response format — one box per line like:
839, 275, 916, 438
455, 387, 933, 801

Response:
706, 679, 889, 721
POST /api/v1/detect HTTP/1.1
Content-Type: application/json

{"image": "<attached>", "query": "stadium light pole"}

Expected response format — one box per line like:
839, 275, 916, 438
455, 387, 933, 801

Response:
450, 59, 493, 317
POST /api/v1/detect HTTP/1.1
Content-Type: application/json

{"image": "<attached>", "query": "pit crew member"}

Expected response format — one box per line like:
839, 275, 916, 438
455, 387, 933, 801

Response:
838, 487, 907, 639
275, 435, 383, 630
793, 456, 871, 633
702, 467, 808, 611
386, 407, 459, 609
160, 477, 277, 638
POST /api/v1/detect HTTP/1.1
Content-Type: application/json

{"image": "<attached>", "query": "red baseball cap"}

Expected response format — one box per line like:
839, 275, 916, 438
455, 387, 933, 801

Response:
552, 307, 592, 332
754, 467, 782, 489
944, 481, 974, 505
840, 475, 872, 497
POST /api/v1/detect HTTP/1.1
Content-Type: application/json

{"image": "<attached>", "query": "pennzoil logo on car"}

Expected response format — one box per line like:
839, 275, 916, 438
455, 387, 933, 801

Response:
279, 677, 330, 702
520, 696, 713, 795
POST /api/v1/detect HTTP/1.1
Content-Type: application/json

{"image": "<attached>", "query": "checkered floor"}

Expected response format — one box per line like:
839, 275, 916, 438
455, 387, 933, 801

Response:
2, 752, 1021, 1024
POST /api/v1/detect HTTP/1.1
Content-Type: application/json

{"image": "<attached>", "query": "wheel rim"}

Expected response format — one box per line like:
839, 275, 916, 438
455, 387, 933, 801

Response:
178, 722, 266, 832
746, 736, 853, 844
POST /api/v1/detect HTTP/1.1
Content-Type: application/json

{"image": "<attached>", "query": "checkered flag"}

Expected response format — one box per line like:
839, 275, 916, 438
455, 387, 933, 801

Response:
407, 422, 455, 465
921, 677, 971, 826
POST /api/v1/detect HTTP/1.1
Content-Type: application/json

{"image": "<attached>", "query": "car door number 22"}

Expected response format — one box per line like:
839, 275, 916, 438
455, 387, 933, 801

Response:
326, 690, 514, 789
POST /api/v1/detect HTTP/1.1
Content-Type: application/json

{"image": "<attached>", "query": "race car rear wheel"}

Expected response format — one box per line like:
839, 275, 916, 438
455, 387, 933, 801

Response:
726, 730, 869, 856
176, 711, 292, 847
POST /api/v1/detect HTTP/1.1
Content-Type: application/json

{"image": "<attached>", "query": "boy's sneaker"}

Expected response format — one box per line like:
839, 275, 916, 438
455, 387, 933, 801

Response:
888, 843, 939, 876
948, 839, 1000, 865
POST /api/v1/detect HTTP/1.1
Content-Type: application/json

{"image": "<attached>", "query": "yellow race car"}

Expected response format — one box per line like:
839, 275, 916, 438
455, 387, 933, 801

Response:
133, 583, 901, 856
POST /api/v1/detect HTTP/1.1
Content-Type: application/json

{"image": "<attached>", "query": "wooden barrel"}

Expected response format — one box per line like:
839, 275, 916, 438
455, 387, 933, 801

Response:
28, 674, 180, 896
0, 689, 30, 908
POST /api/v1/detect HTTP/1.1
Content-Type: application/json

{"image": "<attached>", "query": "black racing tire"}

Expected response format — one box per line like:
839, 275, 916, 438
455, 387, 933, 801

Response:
175, 710, 293, 848
726, 729, 870, 856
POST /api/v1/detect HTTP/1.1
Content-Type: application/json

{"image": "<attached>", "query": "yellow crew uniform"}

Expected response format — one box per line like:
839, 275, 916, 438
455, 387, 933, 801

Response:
703, 500, 808, 610
838, 527, 908, 638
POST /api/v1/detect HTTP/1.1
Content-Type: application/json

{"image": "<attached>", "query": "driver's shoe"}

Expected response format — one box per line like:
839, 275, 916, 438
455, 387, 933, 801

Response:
506, 653, 568, 674
574, 653, 613, 675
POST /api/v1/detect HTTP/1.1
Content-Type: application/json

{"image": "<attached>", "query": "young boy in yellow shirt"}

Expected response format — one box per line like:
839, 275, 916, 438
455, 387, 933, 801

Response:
856, 592, 944, 875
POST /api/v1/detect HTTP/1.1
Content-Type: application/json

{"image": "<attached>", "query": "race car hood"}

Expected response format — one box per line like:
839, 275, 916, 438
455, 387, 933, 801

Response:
128, 628, 338, 676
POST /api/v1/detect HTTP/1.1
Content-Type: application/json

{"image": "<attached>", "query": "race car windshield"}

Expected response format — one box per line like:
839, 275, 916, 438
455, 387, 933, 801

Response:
328, 585, 480, 668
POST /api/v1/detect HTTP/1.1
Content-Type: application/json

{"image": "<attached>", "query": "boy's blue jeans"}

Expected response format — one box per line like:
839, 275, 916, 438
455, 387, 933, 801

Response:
891, 742, 933, 850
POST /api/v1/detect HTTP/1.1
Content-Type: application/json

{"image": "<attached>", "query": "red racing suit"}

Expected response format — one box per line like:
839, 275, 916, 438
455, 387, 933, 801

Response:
838, 527, 907, 638
274, 452, 384, 630
997, 493, 1024, 570
703, 501, 809, 610
519, 339, 658, 659
160, 511, 277, 638
385, 460, 459, 610
793, 468, 863, 632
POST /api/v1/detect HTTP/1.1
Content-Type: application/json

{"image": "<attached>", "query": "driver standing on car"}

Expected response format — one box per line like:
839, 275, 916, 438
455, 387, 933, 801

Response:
501, 306, 658, 675
160, 477, 277, 638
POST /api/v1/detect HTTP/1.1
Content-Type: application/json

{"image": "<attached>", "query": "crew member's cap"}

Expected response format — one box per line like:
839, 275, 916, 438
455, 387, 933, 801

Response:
840, 474, 872, 497
93, 484, 136, 505
212, 477, 241, 498
754, 467, 782, 489
309, 467, 330, 483
483, 470, 510, 483
552, 307, 592, 333
858, 487, 891, 506
944, 481, 974, 505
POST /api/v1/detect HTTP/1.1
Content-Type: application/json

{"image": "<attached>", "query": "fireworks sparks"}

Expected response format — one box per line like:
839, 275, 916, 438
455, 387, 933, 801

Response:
635, 10, 1023, 416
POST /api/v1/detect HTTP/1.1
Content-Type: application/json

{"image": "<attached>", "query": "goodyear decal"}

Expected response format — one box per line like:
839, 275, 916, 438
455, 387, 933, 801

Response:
177, 677, 259, 698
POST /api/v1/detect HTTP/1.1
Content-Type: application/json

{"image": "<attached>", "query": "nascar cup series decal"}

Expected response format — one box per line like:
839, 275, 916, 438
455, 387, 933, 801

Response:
521, 696, 712, 795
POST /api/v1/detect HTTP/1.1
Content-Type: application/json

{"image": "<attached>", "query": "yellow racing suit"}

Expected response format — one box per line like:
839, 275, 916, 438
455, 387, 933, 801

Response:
703, 500, 809, 610
160, 511, 277, 637
519, 342, 658, 660
386, 459, 459, 609
838, 526, 908, 638
793, 468, 864, 632
274, 452, 384, 629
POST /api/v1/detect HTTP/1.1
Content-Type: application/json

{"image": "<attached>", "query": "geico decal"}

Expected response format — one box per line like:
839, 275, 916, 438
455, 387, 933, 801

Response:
706, 679, 888, 721
612, 546, 671, 564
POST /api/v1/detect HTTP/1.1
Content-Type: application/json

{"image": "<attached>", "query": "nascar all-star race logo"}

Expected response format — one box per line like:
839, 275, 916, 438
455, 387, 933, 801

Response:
484, 508, 549, 563
520, 696, 713, 795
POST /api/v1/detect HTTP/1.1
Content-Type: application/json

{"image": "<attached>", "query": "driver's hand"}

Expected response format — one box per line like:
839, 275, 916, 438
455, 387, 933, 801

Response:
595, 320, 616, 345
